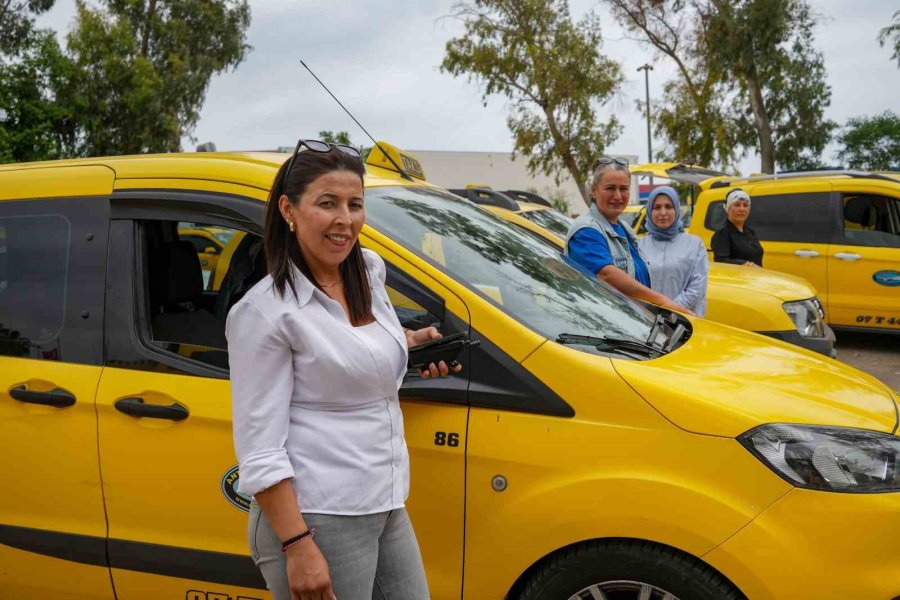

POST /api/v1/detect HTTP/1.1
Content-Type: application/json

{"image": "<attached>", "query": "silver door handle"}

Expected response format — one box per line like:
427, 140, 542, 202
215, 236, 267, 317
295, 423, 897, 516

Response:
794, 250, 820, 258
834, 252, 862, 261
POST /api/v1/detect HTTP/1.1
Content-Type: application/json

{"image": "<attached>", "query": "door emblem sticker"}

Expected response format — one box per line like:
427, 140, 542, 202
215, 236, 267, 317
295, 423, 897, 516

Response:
873, 270, 900, 287
221, 465, 251, 512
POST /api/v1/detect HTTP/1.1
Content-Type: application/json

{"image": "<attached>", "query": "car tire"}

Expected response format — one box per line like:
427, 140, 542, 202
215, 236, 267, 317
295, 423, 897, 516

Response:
516, 539, 745, 600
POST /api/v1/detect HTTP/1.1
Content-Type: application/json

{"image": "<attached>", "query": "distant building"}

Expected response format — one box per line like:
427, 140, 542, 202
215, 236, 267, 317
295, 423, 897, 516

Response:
409, 150, 638, 215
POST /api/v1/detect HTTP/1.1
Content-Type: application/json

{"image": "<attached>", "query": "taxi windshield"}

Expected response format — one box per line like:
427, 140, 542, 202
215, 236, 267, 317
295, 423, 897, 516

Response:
365, 186, 655, 345
518, 208, 572, 239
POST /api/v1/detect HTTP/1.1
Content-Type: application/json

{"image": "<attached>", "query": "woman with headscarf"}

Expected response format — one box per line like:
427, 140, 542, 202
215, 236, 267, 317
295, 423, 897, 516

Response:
637, 186, 709, 317
710, 188, 764, 267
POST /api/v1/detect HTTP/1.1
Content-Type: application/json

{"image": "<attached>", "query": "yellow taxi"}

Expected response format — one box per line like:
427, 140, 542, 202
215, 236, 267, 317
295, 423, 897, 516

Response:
176, 225, 231, 288
619, 204, 646, 232
1, 144, 899, 600
477, 199, 836, 357
635, 164, 900, 333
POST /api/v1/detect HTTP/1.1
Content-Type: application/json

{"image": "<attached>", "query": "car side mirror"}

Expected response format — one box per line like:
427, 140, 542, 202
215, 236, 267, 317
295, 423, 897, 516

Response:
204, 246, 218, 255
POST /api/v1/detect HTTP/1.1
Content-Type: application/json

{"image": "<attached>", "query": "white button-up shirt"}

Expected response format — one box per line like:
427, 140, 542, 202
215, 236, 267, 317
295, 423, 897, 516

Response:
226, 249, 410, 515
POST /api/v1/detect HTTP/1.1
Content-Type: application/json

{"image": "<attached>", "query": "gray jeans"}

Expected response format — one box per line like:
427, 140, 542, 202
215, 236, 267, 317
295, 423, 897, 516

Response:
249, 502, 430, 600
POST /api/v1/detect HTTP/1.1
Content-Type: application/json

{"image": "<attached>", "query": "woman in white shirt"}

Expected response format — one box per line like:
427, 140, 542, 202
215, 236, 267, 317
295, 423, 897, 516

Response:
637, 186, 709, 316
226, 140, 456, 600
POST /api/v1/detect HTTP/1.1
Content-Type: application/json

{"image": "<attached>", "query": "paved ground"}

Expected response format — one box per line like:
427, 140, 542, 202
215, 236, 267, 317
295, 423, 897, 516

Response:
834, 330, 900, 391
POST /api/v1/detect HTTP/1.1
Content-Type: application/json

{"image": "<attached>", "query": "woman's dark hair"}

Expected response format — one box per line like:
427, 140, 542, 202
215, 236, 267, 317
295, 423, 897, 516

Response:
264, 149, 372, 324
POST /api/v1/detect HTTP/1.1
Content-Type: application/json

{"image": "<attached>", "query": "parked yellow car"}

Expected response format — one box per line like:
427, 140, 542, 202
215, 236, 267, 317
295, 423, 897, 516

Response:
478, 203, 836, 357
1, 145, 898, 600
634, 164, 900, 333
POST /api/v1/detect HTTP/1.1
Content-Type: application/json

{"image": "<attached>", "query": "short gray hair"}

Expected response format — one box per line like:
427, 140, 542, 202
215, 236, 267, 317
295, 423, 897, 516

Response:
590, 156, 630, 189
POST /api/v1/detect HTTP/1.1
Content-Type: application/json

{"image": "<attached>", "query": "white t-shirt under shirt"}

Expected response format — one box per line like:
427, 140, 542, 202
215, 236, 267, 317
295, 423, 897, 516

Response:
226, 249, 410, 515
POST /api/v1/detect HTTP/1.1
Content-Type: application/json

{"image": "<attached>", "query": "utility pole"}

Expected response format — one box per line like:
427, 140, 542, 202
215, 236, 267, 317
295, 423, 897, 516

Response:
637, 64, 654, 170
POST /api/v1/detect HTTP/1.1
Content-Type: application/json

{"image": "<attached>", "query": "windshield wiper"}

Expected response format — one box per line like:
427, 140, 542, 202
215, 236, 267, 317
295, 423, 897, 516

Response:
556, 333, 664, 358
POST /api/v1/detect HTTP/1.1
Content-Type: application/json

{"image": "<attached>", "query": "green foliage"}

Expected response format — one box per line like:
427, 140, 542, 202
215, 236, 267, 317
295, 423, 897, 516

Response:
879, 10, 900, 68
545, 188, 571, 214
441, 0, 623, 205
703, 0, 835, 172
836, 111, 900, 171
0, 30, 77, 163
0, 0, 55, 56
608, 0, 834, 173
319, 130, 353, 145
606, 0, 743, 170
63, 0, 251, 156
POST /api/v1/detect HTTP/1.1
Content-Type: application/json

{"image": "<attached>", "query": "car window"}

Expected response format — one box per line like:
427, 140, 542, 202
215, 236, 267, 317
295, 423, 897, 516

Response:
0, 215, 68, 359
518, 208, 572, 238
364, 186, 656, 346
704, 193, 833, 243
840, 195, 900, 248
138, 220, 263, 371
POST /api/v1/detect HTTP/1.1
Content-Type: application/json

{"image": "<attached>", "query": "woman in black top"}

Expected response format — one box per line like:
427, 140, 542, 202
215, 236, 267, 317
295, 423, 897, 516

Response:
711, 188, 764, 267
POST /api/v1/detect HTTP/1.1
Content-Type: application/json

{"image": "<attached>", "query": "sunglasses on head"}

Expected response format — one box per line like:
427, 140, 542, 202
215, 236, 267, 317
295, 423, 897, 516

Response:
592, 157, 630, 171
281, 138, 363, 196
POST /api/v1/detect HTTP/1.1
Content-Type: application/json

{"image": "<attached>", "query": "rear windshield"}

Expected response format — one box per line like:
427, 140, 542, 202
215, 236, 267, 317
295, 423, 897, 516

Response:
518, 208, 572, 238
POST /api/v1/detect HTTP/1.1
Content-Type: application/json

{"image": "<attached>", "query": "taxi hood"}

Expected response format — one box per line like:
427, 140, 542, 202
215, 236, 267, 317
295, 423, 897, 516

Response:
708, 262, 818, 302
612, 319, 898, 438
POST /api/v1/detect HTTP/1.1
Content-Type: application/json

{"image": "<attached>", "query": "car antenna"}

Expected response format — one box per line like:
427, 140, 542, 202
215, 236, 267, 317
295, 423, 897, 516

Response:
299, 60, 413, 181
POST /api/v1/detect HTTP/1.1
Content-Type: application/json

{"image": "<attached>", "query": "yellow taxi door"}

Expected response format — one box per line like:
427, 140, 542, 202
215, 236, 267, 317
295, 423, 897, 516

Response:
0, 173, 115, 599
363, 233, 471, 600
742, 183, 833, 305
827, 185, 900, 330
92, 189, 468, 600
95, 192, 269, 599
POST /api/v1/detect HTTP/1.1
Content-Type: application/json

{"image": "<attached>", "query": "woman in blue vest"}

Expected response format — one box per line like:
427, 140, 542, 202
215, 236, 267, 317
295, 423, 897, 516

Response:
564, 157, 695, 316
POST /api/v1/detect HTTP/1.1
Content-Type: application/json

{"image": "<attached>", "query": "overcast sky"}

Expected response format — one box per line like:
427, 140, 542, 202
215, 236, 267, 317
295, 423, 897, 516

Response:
39, 0, 899, 176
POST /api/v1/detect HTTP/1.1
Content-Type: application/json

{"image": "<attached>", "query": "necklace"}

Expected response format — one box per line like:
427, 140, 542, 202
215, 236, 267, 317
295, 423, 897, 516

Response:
318, 279, 342, 289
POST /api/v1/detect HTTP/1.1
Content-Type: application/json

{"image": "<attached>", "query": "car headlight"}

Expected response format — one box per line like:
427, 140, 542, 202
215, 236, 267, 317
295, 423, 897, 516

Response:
783, 298, 825, 337
739, 424, 900, 493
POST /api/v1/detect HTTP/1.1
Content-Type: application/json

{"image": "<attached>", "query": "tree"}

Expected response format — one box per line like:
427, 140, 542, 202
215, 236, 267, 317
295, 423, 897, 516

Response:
879, 10, 900, 68
607, 0, 835, 173
63, 0, 251, 156
606, 0, 744, 170
319, 130, 353, 145
835, 112, 900, 171
702, 0, 835, 173
441, 0, 622, 206
0, 0, 55, 56
0, 30, 78, 163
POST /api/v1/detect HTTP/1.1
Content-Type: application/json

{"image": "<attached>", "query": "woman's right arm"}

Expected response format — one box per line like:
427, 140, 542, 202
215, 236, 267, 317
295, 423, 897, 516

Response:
226, 301, 334, 598
598, 266, 694, 315
710, 228, 745, 265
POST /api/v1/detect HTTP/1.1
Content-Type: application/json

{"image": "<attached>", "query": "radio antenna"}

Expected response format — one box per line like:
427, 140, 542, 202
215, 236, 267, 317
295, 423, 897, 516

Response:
299, 60, 412, 181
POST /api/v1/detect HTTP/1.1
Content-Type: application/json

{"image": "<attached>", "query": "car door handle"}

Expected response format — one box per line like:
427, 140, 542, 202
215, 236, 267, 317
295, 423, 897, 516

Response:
114, 397, 189, 421
794, 249, 820, 258
9, 385, 76, 408
834, 252, 862, 261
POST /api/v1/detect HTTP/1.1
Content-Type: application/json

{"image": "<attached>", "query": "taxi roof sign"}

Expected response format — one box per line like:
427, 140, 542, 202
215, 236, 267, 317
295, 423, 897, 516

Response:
365, 141, 427, 181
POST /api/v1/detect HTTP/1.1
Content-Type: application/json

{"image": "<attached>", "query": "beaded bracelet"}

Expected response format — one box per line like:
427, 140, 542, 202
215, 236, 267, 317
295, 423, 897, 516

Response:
281, 527, 316, 552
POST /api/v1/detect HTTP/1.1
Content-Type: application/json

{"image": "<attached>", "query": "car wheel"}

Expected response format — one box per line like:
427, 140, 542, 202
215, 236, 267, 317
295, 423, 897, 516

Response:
517, 539, 745, 600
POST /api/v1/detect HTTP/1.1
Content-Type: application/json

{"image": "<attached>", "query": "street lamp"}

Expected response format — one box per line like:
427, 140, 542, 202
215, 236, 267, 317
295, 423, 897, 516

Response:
636, 64, 653, 165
